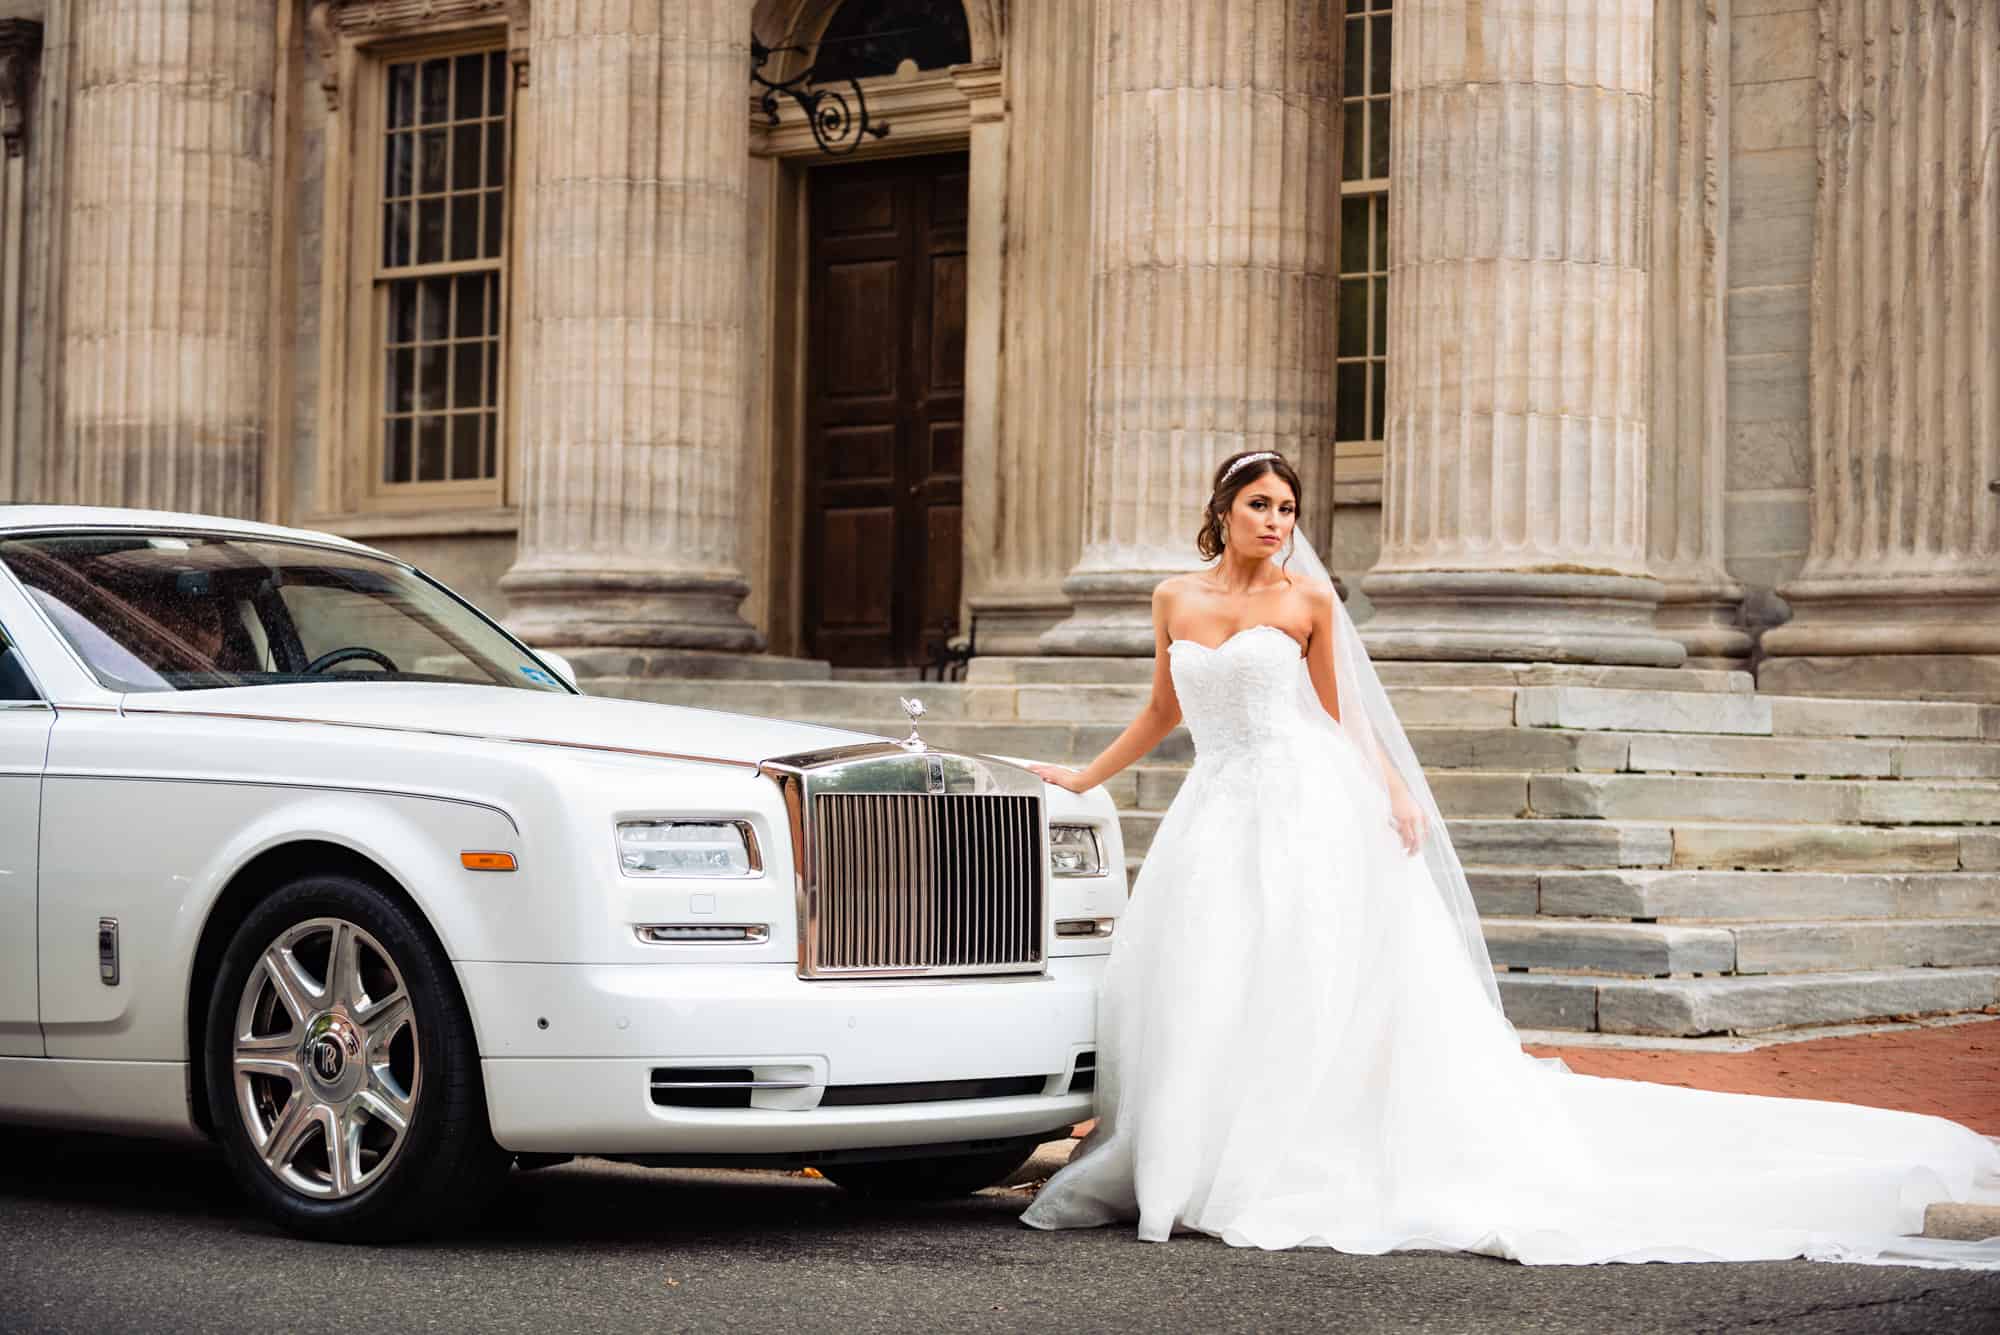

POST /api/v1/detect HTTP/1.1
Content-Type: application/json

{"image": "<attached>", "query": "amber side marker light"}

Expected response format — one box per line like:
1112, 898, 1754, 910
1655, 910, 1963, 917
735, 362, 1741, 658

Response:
461, 851, 518, 872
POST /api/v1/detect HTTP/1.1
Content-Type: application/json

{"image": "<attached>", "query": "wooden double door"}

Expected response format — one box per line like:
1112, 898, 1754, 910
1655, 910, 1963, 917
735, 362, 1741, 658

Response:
805, 152, 968, 669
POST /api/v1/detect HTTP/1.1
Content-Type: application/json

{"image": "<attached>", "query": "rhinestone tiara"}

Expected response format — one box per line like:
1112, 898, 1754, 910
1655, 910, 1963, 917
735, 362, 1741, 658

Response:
1219, 451, 1283, 486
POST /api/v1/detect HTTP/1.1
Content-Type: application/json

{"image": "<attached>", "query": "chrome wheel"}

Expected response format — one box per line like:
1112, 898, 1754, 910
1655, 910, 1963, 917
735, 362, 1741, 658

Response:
231, 917, 419, 1200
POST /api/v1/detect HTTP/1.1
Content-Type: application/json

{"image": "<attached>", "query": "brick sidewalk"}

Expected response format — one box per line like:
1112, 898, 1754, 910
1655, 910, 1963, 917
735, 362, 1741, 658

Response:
1525, 1019, 2000, 1136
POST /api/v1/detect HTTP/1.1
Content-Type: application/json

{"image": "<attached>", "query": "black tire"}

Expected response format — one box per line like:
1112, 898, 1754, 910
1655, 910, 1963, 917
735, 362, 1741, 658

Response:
203, 872, 508, 1242
818, 1141, 1041, 1200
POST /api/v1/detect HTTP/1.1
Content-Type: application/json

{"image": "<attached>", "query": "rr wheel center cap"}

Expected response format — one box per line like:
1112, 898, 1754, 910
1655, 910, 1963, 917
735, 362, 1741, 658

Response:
302, 1012, 365, 1099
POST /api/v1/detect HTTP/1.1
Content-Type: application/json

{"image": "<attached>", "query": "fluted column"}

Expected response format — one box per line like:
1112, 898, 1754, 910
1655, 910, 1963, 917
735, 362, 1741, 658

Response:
1360, 0, 1683, 667
501, 0, 763, 651
967, 0, 1093, 655
1649, 0, 1747, 665
59, 0, 277, 516
1040, 0, 1340, 656
1760, 1, 2000, 700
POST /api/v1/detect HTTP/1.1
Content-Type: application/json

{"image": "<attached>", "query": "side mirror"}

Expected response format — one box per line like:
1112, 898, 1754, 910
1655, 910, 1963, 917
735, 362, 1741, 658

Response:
537, 651, 580, 692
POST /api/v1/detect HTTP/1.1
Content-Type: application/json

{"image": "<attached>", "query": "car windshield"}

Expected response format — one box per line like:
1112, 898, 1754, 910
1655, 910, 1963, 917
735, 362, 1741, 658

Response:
0, 531, 573, 694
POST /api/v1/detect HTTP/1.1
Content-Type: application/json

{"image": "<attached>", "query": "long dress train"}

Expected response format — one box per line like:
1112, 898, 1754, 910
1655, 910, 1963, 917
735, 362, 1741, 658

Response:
1020, 623, 2000, 1267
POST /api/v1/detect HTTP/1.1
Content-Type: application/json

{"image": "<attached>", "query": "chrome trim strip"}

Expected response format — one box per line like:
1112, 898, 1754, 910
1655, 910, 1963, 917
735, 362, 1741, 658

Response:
0, 701, 52, 712
648, 1079, 812, 1091
635, 923, 772, 945
40, 770, 522, 834
114, 704, 758, 771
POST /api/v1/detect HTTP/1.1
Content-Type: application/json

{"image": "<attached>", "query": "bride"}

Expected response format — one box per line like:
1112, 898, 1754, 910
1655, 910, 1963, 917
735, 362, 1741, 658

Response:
1020, 449, 2000, 1267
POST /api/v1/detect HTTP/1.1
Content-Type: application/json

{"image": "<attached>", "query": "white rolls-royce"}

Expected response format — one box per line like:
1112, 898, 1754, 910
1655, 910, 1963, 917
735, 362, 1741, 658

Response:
0, 506, 1122, 1240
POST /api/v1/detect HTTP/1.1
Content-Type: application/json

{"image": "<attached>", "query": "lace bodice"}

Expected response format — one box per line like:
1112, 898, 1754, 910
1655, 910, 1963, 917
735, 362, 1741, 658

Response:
1167, 624, 1315, 764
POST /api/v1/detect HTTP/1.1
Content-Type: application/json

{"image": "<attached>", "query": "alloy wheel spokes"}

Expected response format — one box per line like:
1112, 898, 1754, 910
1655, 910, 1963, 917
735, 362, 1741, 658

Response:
232, 915, 421, 1201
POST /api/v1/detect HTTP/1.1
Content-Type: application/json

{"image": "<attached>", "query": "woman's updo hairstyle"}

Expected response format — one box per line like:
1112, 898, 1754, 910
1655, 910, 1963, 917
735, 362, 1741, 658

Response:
1197, 450, 1305, 561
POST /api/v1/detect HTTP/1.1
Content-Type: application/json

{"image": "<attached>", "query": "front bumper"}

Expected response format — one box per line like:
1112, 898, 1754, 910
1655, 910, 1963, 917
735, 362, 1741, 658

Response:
460, 956, 1103, 1156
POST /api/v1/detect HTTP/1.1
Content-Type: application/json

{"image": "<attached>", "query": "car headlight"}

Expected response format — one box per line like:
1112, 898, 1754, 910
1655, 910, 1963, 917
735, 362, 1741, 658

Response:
617, 820, 760, 877
1049, 823, 1104, 877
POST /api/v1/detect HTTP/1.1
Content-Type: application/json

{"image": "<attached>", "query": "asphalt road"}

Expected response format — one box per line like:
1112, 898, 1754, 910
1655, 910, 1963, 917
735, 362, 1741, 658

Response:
2, 1131, 1997, 1335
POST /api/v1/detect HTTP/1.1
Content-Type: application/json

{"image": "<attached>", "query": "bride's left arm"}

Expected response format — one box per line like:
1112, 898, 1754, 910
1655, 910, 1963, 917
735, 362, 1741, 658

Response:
1303, 583, 1342, 726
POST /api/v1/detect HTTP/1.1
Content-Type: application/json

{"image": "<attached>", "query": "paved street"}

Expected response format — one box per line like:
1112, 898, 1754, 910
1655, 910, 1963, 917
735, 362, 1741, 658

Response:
2, 1130, 1995, 1334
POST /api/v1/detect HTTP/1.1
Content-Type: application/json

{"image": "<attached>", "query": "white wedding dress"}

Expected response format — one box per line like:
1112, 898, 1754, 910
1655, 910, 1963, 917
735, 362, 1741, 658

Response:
1021, 619, 2000, 1267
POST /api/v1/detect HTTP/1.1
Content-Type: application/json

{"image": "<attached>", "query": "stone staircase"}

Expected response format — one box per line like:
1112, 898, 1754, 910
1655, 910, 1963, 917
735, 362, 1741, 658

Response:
596, 657, 2000, 1039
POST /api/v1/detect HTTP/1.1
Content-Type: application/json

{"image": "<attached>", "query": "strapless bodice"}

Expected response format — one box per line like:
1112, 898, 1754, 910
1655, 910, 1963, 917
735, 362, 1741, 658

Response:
1167, 624, 1314, 763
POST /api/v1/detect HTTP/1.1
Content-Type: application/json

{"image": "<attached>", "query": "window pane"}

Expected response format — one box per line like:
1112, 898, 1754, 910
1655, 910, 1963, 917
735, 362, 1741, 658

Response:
449, 414, 481, 480
418, 128, 448, 194
417, 199, 446, 264
454, 54, 484, 121
1336, 363, 1367, 441
420, 58, 450, 124
385, 418, 411, 483
487, 52, 507, 118
454, 272, 488, 337
382, 201, 411, 267
451, 124, 480, 192
1343, 17, 1365, 95
1370, 97, 1391, 179
418, 276, 450, 342
416, 415, 446, 481
1369, 365, 1386, 440
1373, 275, 1389, 355
452, 341, 484, 409
483, 190, 504, 259
481, 410, 498, 478
417, 345, 447, 411
1338, 279, 1370, 359
388, 283, 416, 345
1342, 103, 1365, 182
387, 346, 414, 413
483, 123, 505, 187
388, 63, 417, 129
449, 197, 480, 261
1371, 16, 1392, 95
1341, 196, 1369, 273
1373, 197, 1388, 268
384, 132, 412, 199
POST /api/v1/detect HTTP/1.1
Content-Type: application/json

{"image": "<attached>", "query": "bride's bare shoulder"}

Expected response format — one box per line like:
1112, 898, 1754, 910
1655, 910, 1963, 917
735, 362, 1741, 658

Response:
1153, 572, 1204, 607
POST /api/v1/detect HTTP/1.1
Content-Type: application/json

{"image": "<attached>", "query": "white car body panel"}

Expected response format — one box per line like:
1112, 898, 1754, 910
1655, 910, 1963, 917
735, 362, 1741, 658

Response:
0, 506, 1124, 1160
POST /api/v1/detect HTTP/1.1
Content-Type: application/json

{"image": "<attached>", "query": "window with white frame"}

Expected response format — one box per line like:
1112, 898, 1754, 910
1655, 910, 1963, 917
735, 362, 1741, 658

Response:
1336, 0, 1390, 501
372, 47, 509, 495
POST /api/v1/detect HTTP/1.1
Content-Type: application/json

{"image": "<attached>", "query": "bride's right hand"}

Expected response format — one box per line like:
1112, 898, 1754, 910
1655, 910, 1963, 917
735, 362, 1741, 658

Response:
1027, 762, 1089, 794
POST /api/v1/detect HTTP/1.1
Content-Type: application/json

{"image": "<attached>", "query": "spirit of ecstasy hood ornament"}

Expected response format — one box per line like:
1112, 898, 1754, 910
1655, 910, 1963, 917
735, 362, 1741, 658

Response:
897, 696, 927, 752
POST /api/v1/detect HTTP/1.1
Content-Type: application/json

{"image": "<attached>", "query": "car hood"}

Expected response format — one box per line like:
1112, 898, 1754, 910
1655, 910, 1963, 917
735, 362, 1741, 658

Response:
114, 682, 883, 768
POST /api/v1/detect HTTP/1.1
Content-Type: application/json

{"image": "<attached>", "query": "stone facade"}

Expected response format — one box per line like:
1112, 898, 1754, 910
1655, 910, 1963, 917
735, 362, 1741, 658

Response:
0, 0, 1993, 700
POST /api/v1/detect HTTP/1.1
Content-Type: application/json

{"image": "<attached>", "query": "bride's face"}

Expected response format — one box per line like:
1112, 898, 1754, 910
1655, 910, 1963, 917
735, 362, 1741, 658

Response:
1227, 475, 1297, 556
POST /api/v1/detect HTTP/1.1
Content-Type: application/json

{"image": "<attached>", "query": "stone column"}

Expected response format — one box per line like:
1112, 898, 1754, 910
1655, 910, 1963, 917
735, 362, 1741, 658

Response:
58, 0, 277, 516
1759, 1, 2000, 700
1040, 0, 1341, 656
0, 20, 41, 503
966, 0, 1092, 655
501, 0, 763, 652
1649, 0, 1747, 666
1360, 0, 1684, 667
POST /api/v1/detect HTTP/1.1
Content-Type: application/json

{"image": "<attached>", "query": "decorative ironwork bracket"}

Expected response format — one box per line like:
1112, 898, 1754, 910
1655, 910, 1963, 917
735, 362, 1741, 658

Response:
750, 36, 890, 157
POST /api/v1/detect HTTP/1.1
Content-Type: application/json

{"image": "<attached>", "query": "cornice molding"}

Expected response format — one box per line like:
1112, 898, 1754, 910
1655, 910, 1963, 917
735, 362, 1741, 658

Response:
307, 0, 526, 111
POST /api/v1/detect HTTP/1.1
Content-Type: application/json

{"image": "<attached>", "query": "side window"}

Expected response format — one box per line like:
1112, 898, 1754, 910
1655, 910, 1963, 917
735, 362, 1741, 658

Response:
0, 621, 40, 702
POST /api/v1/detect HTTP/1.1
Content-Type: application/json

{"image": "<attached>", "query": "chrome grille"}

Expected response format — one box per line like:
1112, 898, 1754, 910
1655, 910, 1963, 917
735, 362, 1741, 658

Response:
809, 793, 1043, 976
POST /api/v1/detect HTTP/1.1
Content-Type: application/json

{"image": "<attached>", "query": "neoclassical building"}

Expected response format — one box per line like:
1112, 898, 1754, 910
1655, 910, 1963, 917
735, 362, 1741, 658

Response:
0, 0, 1993, 698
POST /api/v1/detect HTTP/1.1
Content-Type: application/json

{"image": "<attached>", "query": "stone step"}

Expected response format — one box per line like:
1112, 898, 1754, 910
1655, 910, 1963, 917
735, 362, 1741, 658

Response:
1499, 966, 2000, 1037
1667, 822, 1992, 872
1113, 765, 1536, 818
1448, 819, 1676, 868
1517, 686, 1774, 736
965, 657, 1754, 693
1480, 916, 2000, 978
1536, 869, 2000, 921
1530, 773, 2000, 825
1767, 696, 2000, 741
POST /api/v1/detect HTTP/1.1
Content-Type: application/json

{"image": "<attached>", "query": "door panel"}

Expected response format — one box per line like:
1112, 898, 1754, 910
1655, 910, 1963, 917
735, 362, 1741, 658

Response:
805, 153, 968, 667
0, 626, 53, 1056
